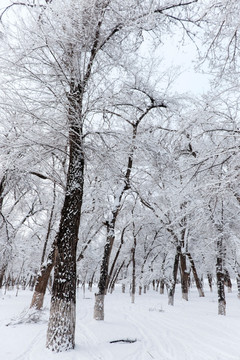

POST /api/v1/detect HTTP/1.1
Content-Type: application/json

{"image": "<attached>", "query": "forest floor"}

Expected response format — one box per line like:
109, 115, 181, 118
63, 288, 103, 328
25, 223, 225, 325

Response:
0, 283, 240, 360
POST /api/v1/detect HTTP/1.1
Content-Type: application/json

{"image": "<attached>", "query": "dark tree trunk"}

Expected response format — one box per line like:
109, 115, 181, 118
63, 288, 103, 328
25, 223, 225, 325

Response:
94, 220, 115, 320
160, 279, 165, 294
168, 246, 180, 306
106, 226, 126, 292
207, 273, 213, 292
179, 252, 189, 301
152, 280, 155, 291
131, 232, 137, 303
0, 265, 6, 289
216, 237, 226, 316
186, 252, 204, 297
237, 275, 240, 299
30, 187, 57, 309
109, 261, 125, 294
94, 119, 146, 319
41, 184, 56, 265
224, 270, 232, 293
88, 269, 96, 292
30, 242, 56, 310
98, 230, 114, 295
46, 89, 84, 351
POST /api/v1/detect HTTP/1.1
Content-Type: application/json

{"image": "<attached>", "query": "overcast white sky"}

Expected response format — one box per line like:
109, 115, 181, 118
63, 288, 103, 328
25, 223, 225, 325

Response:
0, 1, 210, 96
162, 37, 210, 95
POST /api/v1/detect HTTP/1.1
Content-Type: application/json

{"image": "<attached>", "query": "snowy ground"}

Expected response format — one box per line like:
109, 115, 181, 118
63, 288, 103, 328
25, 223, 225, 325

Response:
1, 284, 240, 360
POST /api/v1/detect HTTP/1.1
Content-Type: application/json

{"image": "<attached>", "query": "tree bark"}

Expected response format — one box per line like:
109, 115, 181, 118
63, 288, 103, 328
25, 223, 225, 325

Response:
46, 88, 84, 351
30, 242, 57, 310
237, 275, 240, 299
94, 220, 115, 320
30, 185, 57, 309
94, 294, 104, 320
207, 273, 213, 292
179, 252, 189, 301
160, 279, 165, 294
106, 226, 126, 291
216, 237, 226, 315
131, 238, 136, 304
186, 252, 204, 297
168, 246, 180, 306
0, 265, 6, 289
224, 270, 232, 293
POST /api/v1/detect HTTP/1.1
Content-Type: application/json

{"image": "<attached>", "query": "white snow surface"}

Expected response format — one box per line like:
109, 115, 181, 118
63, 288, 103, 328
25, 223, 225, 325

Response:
1, 284, 240, 360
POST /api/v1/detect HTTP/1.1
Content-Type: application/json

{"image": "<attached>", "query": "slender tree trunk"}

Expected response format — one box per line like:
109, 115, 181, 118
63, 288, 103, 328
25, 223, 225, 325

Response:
159, 254, 166, 295
207, 273, 213, 292
0, 265, 7, 289
94, 118, 145, 319
109, 268, 118, 294
30, 182, 56, 309
94, 221, 115, 320
46, 90, 84, 351
88, 269, 96, 292
168, 246, 180, 306
186, 252, 204, 297
109, 261, 125, 294
29, 273, 37, 291
160, 279, 165, 294
152, 280, 155, 291
106, 226, 126, 291
131, 236, 136, 304
224, 270, 232, 293
179, 252, 189, 301
30, 242, 57, 310
216, 237, 226, 316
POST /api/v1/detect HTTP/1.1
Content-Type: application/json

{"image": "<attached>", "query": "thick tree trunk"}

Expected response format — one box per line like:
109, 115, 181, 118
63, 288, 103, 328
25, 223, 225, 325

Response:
168, 247, 180, 306
46, 92, 84, 351
186, 252, 204, 297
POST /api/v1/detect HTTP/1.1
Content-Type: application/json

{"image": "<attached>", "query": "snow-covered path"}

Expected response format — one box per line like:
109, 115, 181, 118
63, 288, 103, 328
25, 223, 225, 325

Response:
1, 285, 240, 360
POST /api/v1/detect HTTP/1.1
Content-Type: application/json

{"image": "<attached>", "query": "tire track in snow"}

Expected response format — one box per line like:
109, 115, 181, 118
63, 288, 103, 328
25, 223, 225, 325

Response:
13, 329, 46, 360
124, 300, 240, 360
